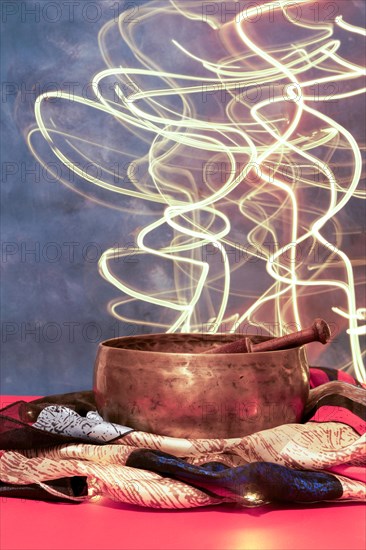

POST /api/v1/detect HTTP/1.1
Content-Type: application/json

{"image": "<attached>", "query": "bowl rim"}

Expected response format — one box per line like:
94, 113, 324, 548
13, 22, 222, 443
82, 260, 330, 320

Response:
97, 332, 305, 357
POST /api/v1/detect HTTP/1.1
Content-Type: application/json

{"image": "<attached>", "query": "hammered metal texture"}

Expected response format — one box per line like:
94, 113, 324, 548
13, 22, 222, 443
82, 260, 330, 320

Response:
93, 333, 310, 438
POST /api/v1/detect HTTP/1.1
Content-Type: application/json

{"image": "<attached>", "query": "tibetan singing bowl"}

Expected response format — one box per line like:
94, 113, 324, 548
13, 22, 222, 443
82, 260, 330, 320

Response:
93, 333, 310, 439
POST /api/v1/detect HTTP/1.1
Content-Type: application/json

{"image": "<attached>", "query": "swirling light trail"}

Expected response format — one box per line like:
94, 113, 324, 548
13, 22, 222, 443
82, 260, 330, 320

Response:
28, 0, 366, 382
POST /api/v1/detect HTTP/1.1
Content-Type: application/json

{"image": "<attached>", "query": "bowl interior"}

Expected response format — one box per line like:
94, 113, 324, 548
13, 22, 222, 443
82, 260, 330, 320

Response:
101, 332, 275, 354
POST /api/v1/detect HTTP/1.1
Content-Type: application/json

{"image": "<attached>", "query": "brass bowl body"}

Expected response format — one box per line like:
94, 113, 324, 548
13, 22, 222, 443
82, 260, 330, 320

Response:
93, 333, 309, 439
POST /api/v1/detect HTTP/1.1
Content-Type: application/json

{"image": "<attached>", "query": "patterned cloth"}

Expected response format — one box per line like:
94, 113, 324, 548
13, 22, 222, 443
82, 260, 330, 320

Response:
0, 367, 365, 508
33, 406, 133, 442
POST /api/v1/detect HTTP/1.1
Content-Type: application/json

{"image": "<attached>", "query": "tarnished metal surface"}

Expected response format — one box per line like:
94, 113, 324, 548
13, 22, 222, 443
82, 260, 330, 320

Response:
93, 333, 310, 438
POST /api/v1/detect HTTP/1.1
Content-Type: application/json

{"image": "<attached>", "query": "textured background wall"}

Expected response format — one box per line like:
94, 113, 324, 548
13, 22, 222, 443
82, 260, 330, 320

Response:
1, 1, 150, 394
1, 0, 365, 395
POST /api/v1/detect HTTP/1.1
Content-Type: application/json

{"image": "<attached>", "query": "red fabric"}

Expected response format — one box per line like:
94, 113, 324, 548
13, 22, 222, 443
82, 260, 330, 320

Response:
337, 371, 359, 386
310, 368, 331, 388
309, 405, 366, 435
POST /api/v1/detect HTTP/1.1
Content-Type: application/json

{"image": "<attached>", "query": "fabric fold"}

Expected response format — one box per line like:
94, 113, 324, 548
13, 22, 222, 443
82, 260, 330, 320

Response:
125, 449, 344, 503
0, 369, 365, 508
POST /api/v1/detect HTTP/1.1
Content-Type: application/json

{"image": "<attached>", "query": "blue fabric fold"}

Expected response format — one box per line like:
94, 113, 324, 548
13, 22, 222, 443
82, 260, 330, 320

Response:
126, 449, 344, 503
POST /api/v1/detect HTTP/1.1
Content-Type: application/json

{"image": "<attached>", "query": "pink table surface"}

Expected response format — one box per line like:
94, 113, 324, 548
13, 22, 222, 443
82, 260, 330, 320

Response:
1, 396, 365, 550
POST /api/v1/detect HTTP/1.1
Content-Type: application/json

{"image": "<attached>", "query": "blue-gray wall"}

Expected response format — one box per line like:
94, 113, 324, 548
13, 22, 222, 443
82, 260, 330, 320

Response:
1, 1, 150, 395
1, 0, 365, 395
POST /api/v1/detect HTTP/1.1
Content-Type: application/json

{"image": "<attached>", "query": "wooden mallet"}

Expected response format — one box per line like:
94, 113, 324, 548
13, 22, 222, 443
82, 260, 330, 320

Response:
204, 318, 331, 354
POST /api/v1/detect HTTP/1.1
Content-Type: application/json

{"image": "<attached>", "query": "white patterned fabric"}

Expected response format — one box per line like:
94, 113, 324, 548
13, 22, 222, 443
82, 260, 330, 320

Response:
33, 406, 133, 442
